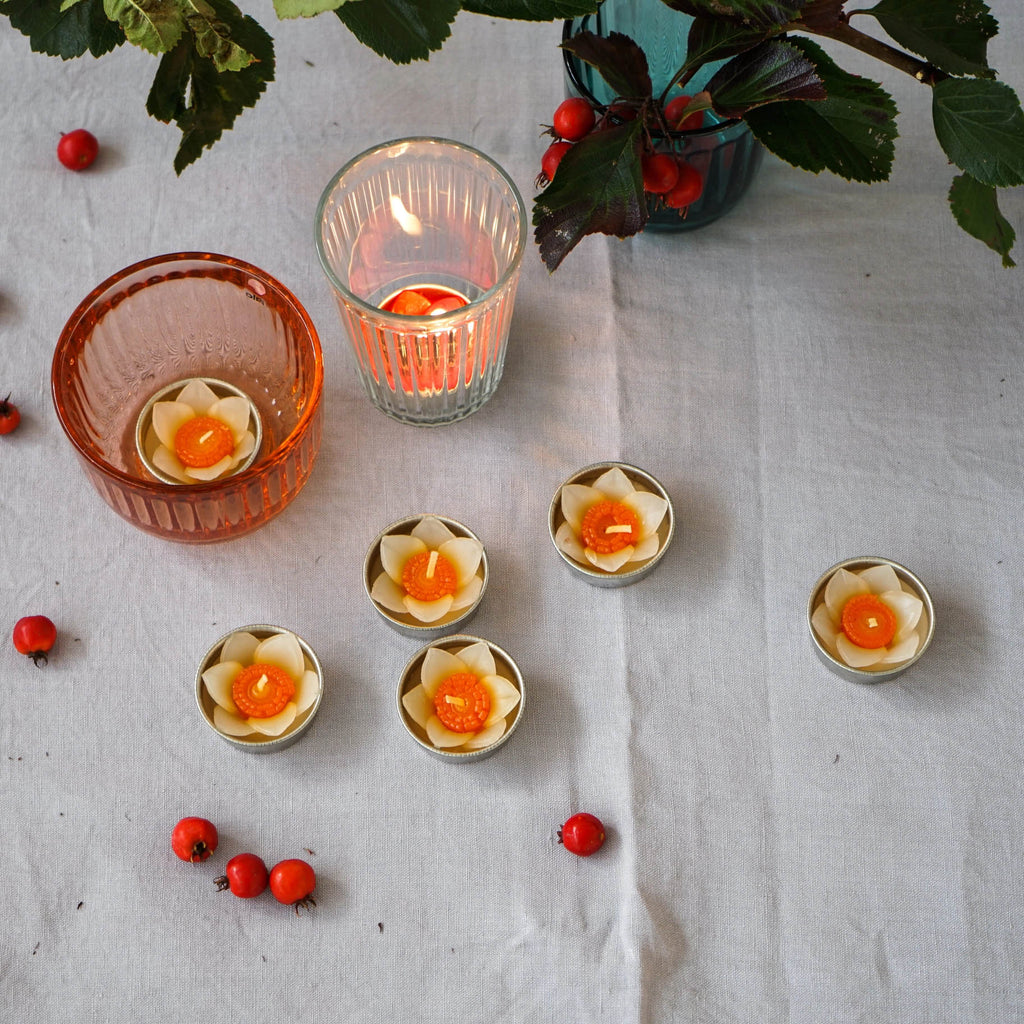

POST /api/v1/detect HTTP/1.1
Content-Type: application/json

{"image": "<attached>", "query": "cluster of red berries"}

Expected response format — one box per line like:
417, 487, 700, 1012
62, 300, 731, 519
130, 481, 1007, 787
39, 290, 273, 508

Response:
539, 97, 705, 211
172, 816, 317, 913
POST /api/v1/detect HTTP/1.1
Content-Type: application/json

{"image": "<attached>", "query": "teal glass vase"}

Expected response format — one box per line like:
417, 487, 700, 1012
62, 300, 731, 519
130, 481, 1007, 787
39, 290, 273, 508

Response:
562, 0, 764, 230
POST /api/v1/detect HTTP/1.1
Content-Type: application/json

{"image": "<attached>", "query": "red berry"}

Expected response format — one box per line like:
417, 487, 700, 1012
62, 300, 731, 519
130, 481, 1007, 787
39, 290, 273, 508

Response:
664, 161, 704, 209
0, 394, 21, 435
57, 129, 99, 171
269, 859, 317, 912
216, 853, 269, 898
552, 97, 595, 142
12, 615, 57, 667
642, 153, 680, 195
559, 812, 606, 857
664, 95, 704, 132
171, 817, 219, 863
541, 141, 572, 183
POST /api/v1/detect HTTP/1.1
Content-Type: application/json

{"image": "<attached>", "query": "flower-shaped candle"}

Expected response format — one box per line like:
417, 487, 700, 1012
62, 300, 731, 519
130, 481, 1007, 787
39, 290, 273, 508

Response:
138, 378, 260, 485
809, 558, 933, 680
399, 637, 523, 760
197, 626, 322, 750
551, 463, 673, 586
366, 515, 486, 634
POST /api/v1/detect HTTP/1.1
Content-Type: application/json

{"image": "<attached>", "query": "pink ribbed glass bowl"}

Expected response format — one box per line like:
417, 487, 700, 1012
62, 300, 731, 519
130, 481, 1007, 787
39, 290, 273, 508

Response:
52, 253, 324, 543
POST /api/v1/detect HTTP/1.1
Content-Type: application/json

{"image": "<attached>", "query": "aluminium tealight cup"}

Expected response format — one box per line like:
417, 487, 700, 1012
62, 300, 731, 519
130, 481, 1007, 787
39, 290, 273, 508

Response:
807, 556, 935, 684
135, 376, 263, 485
397, 634, 525, 763
195, 624, 324, 752
549, 461, 675, 588
363, 515, 489, 640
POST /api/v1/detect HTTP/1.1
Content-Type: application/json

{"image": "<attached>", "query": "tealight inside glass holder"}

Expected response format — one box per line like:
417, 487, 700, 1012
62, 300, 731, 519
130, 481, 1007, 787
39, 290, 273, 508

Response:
316, 137, 527, 426
136, 377, 263, 485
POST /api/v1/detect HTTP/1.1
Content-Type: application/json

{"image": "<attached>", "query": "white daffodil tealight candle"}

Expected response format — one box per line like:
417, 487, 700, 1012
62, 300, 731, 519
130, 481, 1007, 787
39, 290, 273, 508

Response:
364, 515, 487, 637
808, 557, 934, 682
398, 636, 524, 762
136, 377, 261, 485
195, 625, 323, 751
549, 463, 674, 587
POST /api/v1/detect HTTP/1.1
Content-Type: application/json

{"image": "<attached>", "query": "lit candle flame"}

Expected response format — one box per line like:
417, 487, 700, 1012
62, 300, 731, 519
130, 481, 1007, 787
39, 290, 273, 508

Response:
389, 195, 422, 237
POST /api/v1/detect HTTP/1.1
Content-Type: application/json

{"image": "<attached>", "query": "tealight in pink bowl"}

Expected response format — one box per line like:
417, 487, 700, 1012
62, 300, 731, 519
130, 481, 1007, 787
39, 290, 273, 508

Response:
52, 252, 324, 543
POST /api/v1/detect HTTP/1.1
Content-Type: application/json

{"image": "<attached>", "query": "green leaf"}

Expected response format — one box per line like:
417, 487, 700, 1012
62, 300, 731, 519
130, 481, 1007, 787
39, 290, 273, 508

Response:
682, 16, 768, 76
706, 39, 826, 118
743, 36, 897, 182
562, 30, 652, 100
932, 77, 1024, 188
145, 0, 274, 173
103, 0, 185, 54
533, 119, 646, 271
663, 0, 805, 30
273, 0, 347, 16
333, 0, 459, 63
462, 0, 600, 17
0, 0, 124, 58
948, 172, 1016, 267
181, 0, 254, 71
867, 0, 996, 79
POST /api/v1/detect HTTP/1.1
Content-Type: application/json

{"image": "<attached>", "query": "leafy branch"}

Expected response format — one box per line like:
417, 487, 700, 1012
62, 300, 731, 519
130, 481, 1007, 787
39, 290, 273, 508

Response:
534, 0, 1024, 267
2, 0, 1022, 268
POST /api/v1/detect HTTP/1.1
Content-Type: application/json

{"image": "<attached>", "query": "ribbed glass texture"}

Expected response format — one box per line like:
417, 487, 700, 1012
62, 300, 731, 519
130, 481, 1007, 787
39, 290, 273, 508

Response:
52, 253, 324, 543
316, 138, 526, 426
563, 0, 764, 230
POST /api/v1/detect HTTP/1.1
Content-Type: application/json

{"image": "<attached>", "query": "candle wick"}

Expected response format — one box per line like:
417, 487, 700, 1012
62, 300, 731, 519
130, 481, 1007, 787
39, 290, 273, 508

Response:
199, 429, 214, 445
426, 550, 439, 579
606, 524, 633, 534
254, 673, 269, 694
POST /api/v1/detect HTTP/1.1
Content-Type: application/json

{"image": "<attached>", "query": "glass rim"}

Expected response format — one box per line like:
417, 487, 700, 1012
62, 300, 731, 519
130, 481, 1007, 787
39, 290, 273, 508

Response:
52, 250, 324, 495
560, 17, 744, 137
313, 136, 528, 321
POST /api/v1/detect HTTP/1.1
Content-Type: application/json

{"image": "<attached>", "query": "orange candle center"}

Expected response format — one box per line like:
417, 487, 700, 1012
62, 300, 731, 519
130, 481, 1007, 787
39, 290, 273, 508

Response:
232, 663, 296, 718
581, 500, 640, 553
174, 415, 235, 468
433, 672, 491, 733
840, 594, 897, 649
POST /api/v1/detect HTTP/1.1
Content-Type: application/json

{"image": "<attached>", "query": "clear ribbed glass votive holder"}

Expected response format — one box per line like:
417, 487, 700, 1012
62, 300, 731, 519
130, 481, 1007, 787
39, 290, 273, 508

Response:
315, 138, 526, 426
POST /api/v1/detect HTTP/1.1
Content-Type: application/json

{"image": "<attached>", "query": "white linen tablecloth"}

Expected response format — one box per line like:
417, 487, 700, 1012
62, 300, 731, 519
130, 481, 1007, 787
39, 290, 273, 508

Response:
2, 3, 1022, 1021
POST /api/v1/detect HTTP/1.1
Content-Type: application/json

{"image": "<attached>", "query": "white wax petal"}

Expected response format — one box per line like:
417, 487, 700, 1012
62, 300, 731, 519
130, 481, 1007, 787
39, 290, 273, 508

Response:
450, 574, 483, 612
591, 467, 635, 500
247, 703, 298, 736
455, 641, 496, 678
836, 633, 885, 668
380, 534, 428, 584
554, 521, 587, 564
253, 631, 305, 681
410, 516, 456, 548
622, 489, 668, 537
213, 704, 255, 736
403, 594, 455, 622
824, 568, 870, 622
483, 674, 520, 724
175, 378, 219, 413
401, 683, 433, 729
420, 647, 469, 698
586, 545, 635, 573
221, 631, 260, 664
370, 572, 408, 614
294, 670, 321, 714
439, 537, 483, 587
857, 563, 901, 594
202, 660, 242, 713
560, 484, 604, 533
